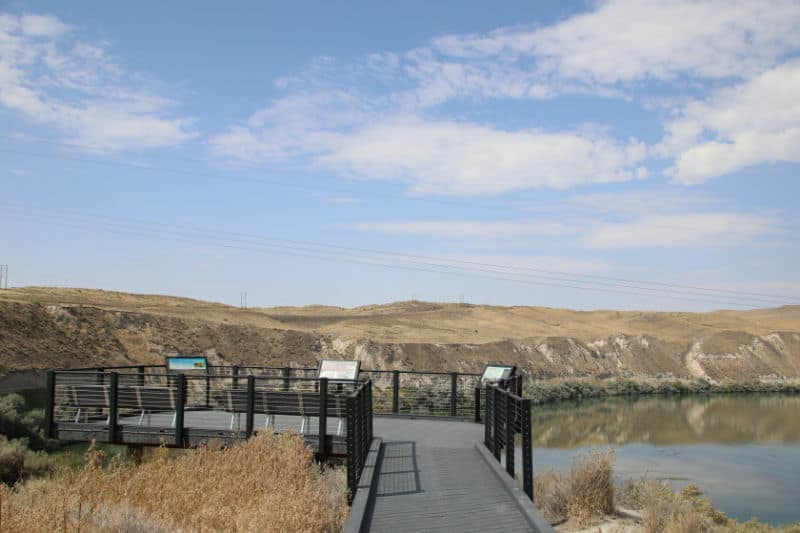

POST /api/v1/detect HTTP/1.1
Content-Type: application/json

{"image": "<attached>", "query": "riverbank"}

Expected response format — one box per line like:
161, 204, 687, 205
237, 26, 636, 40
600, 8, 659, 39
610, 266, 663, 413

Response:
525, 378, 800, 405
536, 450, 800, 533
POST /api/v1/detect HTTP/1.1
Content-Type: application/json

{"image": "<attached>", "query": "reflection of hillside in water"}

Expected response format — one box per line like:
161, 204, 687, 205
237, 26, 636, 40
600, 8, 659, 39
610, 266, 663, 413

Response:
533, 395, 800, 448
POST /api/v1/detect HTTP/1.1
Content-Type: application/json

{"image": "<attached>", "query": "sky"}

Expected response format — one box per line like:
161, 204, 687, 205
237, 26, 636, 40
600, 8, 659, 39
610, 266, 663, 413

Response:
1, 0, 799, 311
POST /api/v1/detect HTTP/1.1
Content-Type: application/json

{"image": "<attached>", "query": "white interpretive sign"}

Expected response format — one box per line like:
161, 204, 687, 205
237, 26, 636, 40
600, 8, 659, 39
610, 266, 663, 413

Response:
317, 359, 361, 381
481, 364, 515, 384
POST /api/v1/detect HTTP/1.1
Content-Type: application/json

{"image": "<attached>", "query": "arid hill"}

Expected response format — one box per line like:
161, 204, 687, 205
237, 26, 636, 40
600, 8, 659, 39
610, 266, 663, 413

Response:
1, 287, 799, 382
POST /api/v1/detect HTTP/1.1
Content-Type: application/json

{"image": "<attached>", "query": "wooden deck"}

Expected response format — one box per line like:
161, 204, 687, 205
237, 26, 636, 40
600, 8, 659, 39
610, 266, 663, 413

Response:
363, 417, 553, 533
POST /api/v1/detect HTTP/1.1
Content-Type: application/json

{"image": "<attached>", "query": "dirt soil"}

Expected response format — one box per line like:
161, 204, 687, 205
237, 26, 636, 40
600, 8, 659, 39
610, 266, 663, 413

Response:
1, 287, 799, 381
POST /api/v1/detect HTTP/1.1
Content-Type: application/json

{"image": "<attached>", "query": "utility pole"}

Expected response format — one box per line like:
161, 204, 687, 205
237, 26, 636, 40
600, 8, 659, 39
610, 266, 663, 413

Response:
0, 265, 7, 289
240, 291, 247, 309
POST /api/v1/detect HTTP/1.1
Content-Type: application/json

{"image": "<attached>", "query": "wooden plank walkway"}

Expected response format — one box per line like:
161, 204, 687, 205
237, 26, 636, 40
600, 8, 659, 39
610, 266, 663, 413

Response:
364, 417, 547, 532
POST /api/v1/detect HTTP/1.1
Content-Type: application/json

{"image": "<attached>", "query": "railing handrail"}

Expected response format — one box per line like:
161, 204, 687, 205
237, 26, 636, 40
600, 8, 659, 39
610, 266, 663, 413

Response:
52, 364, 483, 377
50, 364, 521, 420
483, 383, 533, 501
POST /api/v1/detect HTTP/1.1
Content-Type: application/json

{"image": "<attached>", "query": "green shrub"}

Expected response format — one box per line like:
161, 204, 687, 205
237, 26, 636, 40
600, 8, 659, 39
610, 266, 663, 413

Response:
0, 435, 55, 483
0, 393, 47, 449
524, 379, 800, 406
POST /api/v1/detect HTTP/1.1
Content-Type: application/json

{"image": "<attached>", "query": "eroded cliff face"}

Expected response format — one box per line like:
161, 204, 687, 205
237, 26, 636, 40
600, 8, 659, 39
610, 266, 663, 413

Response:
2, 301, 799, 383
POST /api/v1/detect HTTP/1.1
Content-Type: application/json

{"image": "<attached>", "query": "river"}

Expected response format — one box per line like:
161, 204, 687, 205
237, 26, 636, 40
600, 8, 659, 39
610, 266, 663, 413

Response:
531, 394, 800, 525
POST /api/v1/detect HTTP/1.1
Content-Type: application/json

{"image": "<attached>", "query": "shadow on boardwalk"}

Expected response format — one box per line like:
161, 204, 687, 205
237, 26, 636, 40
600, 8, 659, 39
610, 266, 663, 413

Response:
364, 417, 547, 533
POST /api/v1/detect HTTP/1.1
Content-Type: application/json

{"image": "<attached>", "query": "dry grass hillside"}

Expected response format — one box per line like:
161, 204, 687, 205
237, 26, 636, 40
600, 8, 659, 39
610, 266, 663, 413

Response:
1, 287, 799, 382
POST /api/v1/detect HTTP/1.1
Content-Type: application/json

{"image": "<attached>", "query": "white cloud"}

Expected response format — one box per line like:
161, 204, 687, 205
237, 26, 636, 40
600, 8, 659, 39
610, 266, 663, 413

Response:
352, 205, 780, 249
212, 93, 649, 195
322, 116, 647, 194
586, 213, 779, 248
351, 219, 570, 238
568, 189, 715, 217
433, 0, 800, 85
0, 12, 195, 150
17, 14, 70, 36
210, 91, 369, 162
329, 197, 361, 204
449, 254, 611, 276
210, 0, 800, 191
658, 61, 800, 184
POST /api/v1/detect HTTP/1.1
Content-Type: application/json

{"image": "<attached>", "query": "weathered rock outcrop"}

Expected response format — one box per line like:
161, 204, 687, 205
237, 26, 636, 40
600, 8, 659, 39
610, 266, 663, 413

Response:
2, 298, 799, 383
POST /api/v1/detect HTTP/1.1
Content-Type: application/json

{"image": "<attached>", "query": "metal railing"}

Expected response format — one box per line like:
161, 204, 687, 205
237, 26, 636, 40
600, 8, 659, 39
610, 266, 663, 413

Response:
346, 379, 373, 501
46, 369, 372, 497
54, 364, 494, 419
483, 383, 533, 500
473, 374, 523, 422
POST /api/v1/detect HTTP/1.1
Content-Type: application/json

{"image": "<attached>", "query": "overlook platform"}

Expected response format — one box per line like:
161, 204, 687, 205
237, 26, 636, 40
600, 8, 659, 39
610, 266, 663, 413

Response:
44, 364, 553, 533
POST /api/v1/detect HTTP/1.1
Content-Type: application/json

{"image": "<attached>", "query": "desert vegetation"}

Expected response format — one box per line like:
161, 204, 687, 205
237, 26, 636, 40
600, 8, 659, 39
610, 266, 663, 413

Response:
0, 393, 58, 483
525, 378, 800, 406
0, 431, 348, 532
535, 450, 800, 532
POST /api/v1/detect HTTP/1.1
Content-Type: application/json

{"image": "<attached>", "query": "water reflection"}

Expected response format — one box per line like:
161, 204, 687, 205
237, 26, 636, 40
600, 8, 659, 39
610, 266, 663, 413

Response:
531, 394, 800, 525
533, 394, 800, 448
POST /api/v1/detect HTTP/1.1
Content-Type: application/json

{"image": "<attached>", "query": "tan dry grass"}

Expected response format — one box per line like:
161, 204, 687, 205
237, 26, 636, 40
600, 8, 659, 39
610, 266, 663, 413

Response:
566, 450, 615, 525
641, 482, 713, 533
0, 431, 348, 532
3, 286, 797, 345
535, 450, 615, 526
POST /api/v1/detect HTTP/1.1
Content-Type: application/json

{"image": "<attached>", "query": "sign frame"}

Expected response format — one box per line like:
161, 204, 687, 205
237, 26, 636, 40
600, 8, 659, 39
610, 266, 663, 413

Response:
480, 364, 516, 384
317, 359, 361, 381
165, 356, 209, 373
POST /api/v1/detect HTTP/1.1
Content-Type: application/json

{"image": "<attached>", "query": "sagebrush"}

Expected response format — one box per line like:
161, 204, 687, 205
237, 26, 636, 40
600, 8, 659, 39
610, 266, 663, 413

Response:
0, 431, 348, 532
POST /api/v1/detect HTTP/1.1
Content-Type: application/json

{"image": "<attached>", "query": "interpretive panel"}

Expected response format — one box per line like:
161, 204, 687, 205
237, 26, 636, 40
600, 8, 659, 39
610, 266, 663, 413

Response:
166, 356, 208, 372
480, 364, 515, 384
318, 359, 361, 381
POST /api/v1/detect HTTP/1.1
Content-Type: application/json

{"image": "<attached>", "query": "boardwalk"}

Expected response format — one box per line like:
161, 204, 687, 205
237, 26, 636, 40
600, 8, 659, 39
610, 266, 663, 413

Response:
47, 366, 552, 532
364, 418, 550, 532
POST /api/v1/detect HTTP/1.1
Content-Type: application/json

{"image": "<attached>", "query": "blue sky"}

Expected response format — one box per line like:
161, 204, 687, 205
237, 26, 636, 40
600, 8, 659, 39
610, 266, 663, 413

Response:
1, 0, 799, 311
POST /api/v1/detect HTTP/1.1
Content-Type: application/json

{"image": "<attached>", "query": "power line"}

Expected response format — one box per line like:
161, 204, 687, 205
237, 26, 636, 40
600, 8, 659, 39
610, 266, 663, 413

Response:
3, 203, 796, 308
0, 144, 521, 216
3, 137, 796, 236
3, 201, 795, 305
3, 202, 793, 307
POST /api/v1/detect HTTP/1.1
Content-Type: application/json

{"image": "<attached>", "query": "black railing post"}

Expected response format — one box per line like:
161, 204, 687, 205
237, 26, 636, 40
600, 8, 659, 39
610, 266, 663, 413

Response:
175, 374, 186, 447
484, 385, 491, 449
345, 394, 356, 503
392, 370, 399, 414
493, 388, 501, 461
505, 393, 514, 478
137, 365, 145, 387
319, 378, 328, 457
44, 370, 55, 439
205, 370, 211, 407
246, 375, 255, 438
450, 372, 458, 417
108, 372, 119, 444
474, 386, 482, 422
521, 398, 533, 500
282, 367, 290, 391
367, 380, 373, 442
232, 365, 240, 389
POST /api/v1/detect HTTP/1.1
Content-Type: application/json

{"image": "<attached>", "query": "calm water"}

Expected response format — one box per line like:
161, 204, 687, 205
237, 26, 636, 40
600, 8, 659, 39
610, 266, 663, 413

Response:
531, 394, 800, 525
